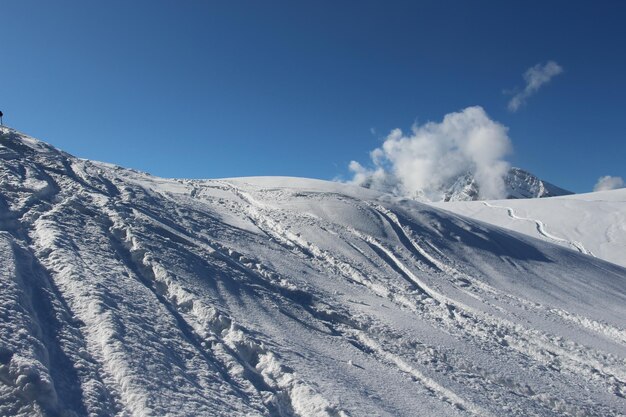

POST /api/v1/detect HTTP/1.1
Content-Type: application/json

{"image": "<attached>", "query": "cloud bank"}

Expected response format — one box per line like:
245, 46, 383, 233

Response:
508, 61, 563, 112
593, 175, 624, 191
349, 106, 512, 201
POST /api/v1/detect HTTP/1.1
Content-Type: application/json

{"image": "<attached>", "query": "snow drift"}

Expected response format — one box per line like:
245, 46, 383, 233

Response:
0, 126, 625, 416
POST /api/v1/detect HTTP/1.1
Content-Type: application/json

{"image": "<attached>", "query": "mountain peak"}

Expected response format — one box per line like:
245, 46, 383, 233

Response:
441, 167, 572, 201
354, 165, 572, 202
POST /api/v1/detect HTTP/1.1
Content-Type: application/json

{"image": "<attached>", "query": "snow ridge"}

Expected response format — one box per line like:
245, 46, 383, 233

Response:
1, 126, 625, 416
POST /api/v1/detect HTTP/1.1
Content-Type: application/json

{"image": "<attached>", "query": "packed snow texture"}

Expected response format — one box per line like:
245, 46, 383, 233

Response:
1, 126, 625, 416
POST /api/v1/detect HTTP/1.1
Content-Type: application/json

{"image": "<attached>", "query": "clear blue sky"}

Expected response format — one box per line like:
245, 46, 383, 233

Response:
1, 1, 625, 192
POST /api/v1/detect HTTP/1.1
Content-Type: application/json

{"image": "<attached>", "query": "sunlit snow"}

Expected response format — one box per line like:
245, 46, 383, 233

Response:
1, 127, 625, 416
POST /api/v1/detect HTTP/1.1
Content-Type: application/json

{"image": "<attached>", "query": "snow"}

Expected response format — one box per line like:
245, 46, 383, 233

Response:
437, 167, 572, 202
1, 126, 625, 416
431, 189, 626, 268
355, 167, 572, 202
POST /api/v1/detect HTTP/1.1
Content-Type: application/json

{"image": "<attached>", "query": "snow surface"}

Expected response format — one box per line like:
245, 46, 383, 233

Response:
1, 126, 625, 416
431, 189, 626, 269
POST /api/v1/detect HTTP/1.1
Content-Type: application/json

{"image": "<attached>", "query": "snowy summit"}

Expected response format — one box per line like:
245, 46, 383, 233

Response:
1, 126, 625, 416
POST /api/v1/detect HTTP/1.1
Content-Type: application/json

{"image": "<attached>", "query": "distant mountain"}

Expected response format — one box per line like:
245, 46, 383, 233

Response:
357, 167, 572, 202
441, 167, 573, 202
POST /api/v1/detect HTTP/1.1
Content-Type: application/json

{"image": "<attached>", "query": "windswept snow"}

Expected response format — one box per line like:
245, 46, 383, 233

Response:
432, 189, 626, 268
1, 126, 625, 416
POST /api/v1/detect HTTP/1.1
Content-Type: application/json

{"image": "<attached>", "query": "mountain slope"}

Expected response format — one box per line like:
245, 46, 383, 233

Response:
1, 127, 625, 417
431, 188, 626, 268
504, 167, 572, 199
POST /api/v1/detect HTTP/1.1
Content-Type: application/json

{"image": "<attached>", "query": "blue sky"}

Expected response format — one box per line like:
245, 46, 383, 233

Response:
1, 1, 625, 192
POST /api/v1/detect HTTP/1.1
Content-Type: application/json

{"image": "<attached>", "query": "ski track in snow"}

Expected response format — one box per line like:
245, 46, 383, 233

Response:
1, 127, 626, 416
482, 201, 593, 256
216, 181, 626, 415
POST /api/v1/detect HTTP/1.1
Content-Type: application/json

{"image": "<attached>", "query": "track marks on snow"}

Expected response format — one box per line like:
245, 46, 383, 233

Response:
482, 201, 593, 255
104, 195, 348, 417
126, 179, 626, 414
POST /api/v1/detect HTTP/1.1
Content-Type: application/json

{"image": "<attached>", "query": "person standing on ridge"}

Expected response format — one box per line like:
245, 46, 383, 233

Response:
0, 111, 3, 126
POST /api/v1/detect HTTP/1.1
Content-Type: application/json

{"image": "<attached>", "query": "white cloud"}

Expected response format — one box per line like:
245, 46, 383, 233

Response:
593, 175, 624, 191
348, 106, 512, 200
507, 61, 563, 112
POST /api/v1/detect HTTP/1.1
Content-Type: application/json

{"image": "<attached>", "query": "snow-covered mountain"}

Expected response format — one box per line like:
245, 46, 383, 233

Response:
1, 126, 625, 417
358, 168, 572, 202
441, 167, 572, 201
504, 167, 572, 199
